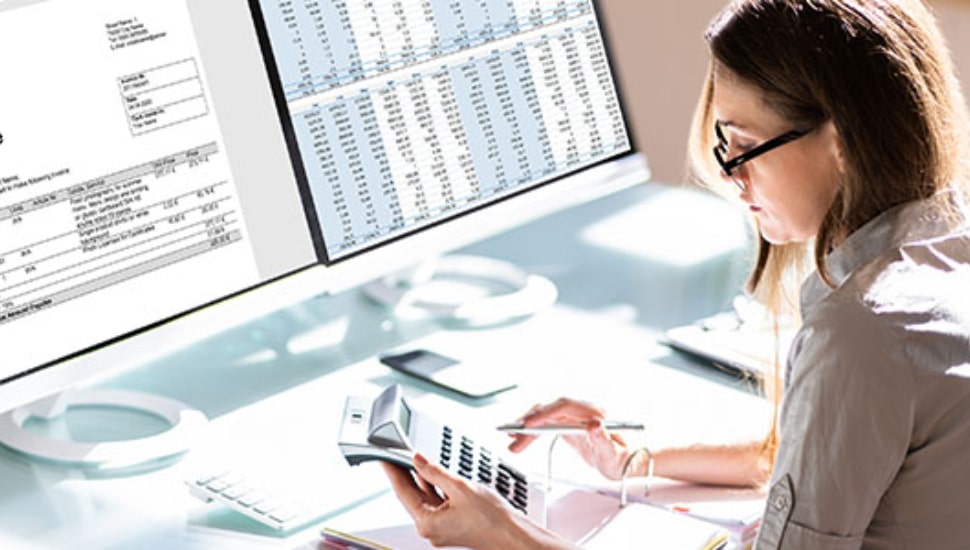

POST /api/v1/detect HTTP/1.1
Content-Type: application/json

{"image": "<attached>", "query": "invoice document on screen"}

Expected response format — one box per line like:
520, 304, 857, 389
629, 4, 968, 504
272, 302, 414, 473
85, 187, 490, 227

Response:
0, 0, 259, 377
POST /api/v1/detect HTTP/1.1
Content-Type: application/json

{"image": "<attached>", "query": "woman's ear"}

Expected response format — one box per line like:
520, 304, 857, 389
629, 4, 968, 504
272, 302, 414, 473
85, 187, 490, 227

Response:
823, 120, 846, 176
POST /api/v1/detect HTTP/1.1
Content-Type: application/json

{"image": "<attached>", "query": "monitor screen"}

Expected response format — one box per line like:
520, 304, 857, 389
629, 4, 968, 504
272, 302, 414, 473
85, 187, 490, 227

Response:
248, 0, 632, 263
0, 0, 318, 402
0, 0, 641, 418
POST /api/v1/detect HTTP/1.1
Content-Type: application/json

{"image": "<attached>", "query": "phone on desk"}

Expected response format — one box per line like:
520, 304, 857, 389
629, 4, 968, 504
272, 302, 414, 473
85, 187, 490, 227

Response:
337, 384, 546, 524
378, 348, 517, 399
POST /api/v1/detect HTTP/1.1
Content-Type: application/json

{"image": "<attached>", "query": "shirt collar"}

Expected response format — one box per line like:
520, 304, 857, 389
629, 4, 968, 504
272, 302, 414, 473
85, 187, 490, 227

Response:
800, 190, 969, 312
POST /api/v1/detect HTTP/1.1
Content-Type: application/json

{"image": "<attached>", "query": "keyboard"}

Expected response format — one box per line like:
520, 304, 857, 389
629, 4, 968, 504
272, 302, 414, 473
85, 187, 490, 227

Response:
185, 467, 330, 532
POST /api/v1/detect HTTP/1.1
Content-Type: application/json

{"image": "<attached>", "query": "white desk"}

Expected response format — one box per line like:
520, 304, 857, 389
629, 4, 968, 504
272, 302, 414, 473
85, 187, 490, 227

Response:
0, 183, 768, 549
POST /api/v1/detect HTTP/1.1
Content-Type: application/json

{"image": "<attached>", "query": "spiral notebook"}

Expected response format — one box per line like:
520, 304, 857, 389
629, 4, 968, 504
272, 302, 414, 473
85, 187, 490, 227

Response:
320, 488, 729, 550
547, 489, 729, 550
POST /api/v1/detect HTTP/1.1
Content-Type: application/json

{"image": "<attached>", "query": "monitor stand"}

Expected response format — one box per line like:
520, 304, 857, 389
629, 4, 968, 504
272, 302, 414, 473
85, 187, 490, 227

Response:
0, 388, 207, 471
362, 254, 558, 326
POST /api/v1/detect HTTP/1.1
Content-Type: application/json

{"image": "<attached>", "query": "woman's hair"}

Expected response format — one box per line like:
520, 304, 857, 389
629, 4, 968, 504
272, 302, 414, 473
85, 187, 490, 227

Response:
690, 0, 970, 292
687, 0, 970, 479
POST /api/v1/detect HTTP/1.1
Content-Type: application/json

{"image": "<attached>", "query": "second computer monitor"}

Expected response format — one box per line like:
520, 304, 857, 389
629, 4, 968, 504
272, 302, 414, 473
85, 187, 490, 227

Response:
248, 0, 635, 264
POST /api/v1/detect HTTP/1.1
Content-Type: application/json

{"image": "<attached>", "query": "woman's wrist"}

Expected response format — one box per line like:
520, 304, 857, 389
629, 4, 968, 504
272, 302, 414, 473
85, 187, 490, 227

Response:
646, 441, 770, 487
626, 445, 655, 479
650, 446, 672, 479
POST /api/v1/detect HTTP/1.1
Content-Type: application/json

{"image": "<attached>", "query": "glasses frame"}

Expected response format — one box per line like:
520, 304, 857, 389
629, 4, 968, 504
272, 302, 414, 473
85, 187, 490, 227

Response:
713, 122, 809, 191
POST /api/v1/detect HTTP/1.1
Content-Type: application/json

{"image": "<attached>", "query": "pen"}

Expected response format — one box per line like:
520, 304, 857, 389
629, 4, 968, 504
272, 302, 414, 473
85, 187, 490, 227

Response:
496, 420, 645, 435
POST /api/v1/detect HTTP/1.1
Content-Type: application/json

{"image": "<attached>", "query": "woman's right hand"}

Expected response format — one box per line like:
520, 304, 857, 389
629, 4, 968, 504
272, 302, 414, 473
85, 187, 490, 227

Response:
507, 398, 641, 481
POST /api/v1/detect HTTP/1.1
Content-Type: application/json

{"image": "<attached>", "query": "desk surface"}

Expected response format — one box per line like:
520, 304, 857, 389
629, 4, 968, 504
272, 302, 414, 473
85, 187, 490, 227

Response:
0, 183, 768, 549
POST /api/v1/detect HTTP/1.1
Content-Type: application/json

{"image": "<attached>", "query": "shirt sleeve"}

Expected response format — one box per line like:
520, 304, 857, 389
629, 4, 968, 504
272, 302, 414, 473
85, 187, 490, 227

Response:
755, 298, 915, 549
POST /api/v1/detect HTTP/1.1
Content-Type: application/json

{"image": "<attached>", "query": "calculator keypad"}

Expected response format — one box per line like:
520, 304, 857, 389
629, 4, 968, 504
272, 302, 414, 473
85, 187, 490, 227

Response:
438, 426, 531, 515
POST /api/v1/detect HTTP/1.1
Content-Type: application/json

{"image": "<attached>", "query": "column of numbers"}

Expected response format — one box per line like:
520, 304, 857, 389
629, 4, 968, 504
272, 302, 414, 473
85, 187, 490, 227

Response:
279, 2, 628, 257
583, 24, 627, 150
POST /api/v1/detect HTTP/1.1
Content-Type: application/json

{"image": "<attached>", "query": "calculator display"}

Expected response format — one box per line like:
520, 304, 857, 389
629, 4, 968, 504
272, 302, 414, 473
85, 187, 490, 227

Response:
399, 400, 412, 433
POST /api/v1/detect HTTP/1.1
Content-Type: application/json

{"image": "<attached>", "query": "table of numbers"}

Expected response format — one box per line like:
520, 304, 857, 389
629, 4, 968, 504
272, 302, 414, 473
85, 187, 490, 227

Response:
0, 144, 241, 325
256, 0, 629, 259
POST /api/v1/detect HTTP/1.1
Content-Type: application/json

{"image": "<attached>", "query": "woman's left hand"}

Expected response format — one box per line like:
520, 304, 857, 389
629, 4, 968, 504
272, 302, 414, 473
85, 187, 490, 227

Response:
382, 452, 526, 548
508, 398, 636, 481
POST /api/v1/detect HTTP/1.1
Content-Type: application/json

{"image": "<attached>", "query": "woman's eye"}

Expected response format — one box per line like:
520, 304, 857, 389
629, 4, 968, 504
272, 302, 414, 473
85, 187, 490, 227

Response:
735, 142, 755, 153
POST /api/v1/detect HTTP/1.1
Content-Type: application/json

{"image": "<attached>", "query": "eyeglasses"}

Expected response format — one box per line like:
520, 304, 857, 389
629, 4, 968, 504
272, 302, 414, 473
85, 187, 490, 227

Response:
713, 121, 809, 192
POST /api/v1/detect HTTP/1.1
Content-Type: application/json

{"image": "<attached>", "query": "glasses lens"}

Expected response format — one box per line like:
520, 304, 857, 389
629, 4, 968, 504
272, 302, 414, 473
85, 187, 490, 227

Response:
727, 173, 746, 192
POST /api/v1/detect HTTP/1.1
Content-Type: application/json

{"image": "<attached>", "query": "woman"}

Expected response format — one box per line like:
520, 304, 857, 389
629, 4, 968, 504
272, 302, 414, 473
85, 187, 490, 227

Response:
384, 0, 970, 547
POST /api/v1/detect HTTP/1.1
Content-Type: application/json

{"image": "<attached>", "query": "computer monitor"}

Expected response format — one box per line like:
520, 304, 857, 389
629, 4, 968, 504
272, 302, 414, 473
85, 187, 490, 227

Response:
0, 0, 646, 469
247, 0, 646, 320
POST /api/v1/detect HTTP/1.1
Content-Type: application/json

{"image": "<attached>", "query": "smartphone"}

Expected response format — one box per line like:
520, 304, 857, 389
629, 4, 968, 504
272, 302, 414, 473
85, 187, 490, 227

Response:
378, 349, 517, 399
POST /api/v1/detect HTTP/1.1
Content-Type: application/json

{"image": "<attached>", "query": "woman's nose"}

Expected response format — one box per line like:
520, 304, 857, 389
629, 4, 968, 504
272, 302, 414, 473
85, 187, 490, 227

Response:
720, 168, 747, 193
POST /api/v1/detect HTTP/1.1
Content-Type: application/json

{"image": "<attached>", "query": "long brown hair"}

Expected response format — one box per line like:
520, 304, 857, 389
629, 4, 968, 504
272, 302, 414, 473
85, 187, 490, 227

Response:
688, 0, 970, 474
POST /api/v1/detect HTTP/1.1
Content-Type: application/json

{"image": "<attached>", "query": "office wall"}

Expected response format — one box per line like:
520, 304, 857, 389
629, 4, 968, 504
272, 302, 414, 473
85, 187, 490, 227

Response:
600, 1, 970, 184
937, 1, 970, 93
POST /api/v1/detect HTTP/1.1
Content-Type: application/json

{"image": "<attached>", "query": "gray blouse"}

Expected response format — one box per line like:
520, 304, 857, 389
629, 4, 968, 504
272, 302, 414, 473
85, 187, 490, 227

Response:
755, 193, 970, 549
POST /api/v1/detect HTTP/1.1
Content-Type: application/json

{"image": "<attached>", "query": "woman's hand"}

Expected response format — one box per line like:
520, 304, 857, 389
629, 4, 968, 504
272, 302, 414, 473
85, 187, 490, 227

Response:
382, 453, 526, 548
507, 398, 641, 481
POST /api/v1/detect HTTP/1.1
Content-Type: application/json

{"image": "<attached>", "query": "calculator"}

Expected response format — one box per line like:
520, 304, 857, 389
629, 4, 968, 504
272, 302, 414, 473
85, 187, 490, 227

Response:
337, 384, 546, 524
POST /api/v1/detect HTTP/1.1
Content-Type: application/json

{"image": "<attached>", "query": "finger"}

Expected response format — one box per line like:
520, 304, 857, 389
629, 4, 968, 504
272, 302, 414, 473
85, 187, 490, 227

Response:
382, 462, 431, 516
412, 452, 463, 494
588, 420, 627, 450
414, 471, 444, 504
580, 422, 619, 460
521, 398, 606, 426
585, 418, 630, 448
588, 423, 614, 447
507, 433, 538, 453
549, 397, 606, 417
561, 433, 589, 449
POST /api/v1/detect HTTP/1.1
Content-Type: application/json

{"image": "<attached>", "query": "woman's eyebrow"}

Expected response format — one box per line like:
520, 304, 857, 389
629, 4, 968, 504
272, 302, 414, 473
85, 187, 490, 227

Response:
716, 119, 747, 131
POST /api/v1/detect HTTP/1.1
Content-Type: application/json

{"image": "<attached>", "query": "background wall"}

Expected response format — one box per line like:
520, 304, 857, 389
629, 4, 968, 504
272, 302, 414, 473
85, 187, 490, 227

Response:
600, 0, 970, 184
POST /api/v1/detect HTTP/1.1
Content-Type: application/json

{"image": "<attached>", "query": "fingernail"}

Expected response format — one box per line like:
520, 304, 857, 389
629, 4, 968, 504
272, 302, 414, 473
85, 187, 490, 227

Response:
413, 453, 428, 468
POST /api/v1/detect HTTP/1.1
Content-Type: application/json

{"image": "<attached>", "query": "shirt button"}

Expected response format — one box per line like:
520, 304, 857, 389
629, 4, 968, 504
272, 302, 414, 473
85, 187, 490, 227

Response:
773, 495, 790, 511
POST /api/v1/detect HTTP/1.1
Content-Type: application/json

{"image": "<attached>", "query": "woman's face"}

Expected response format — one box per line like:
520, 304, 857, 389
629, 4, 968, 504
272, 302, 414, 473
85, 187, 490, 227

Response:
712, 69, 843, 244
